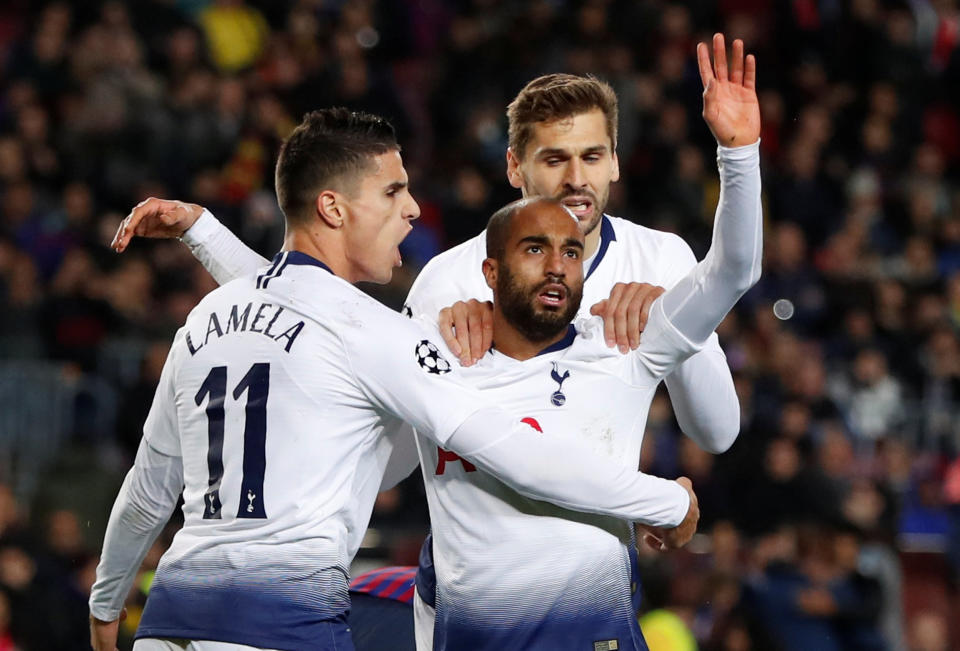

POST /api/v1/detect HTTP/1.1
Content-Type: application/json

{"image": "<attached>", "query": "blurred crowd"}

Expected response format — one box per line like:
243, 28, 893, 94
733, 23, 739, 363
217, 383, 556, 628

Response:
0, 0, 959, 649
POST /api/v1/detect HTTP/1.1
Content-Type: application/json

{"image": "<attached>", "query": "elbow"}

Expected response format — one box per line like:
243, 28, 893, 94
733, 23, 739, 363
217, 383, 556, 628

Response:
688, 407, 740, 454
704, 423, 740, 454
727, 261, 761, 297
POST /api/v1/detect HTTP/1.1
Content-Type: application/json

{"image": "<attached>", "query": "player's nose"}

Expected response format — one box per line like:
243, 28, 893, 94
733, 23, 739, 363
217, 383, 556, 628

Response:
404, 196, 421, 221
563, 159, 586, 188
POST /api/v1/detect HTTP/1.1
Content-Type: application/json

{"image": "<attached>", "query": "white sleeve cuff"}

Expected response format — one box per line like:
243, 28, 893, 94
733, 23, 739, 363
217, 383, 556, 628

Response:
180, 208, 220, 247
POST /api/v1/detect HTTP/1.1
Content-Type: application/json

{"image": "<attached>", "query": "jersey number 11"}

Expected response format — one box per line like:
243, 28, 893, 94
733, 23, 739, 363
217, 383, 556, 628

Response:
195, 363, 269, 520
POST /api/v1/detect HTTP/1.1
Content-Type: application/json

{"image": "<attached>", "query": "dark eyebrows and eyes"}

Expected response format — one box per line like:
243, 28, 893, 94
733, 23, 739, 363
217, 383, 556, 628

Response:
385, 181, 407, 194
535, 145, 609, 160
516, 235, 584, 252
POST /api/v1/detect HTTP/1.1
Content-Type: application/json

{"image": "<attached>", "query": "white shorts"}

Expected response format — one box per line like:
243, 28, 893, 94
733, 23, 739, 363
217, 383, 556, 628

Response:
133, 640, 283, 651
412, 589, 436, 651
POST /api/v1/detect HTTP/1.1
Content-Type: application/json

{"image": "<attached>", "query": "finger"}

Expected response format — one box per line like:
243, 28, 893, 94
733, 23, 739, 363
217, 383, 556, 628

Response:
451, 303, 473, 366
465, 304, 484, 365
119, 198, 163, 247
644, 533, 664, 552
625, 290, 644, 351
111, 217, 128, 251
478, 301, 494, 361
438, 308, 461, 357
603, 284, 625, 347
744, 53, 757, 91
713, 33, 728, 82
696, 41, 714, 89
590, 299, 608, 317
636, 288, 664, 340
730, 38, 744, 85
613, 285, 641, 353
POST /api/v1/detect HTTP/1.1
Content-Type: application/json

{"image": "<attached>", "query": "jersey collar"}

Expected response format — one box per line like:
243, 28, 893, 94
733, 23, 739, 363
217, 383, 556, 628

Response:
275, 250, 334, 274
488, 323, 579, 361
536, 324, 578, 356
585, 215, 616, 281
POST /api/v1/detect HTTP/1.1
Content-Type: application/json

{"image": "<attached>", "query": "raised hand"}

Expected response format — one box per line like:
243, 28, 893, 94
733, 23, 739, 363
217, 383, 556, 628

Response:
111, 197, 205, 253
697, 33, 760, 147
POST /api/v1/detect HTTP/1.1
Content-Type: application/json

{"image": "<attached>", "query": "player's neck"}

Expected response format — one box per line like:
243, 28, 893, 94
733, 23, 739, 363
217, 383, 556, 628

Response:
491, 309, 570, 361
284, 229, 353, 283
584, 226, 602, 259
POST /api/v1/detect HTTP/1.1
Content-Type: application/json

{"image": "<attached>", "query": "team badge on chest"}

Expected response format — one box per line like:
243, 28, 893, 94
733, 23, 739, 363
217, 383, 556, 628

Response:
550, 362, 570, 406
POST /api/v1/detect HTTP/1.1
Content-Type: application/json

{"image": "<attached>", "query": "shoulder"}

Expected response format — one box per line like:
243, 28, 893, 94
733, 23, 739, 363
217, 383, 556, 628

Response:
569, 316, 619, 360
607, 216, 692, 255
415, 232, 486, 279
605, 215, 697, 277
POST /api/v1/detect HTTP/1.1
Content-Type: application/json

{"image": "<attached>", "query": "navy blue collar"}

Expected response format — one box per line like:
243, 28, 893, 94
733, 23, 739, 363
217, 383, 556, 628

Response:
585, 215, 616, 281
536, 324, 578, 356
274, 250, 334, 274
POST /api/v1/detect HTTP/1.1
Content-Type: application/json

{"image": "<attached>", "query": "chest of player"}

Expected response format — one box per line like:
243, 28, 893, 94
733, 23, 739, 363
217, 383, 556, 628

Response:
467, 355, 653, 464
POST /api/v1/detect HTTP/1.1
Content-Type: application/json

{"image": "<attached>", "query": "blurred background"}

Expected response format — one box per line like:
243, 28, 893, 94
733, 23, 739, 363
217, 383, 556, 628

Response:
0, 0, 958, 649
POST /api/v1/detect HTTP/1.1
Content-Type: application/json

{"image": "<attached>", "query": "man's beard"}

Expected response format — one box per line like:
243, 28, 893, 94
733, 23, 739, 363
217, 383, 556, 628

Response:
497, 265, 583, 344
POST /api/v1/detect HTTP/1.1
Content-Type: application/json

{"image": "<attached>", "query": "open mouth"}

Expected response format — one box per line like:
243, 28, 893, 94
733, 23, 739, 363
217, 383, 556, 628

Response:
560, 196, 594, 220
538, 283, 568, 308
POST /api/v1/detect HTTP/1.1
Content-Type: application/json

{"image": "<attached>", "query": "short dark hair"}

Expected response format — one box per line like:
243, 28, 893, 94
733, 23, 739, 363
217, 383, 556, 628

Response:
486, 197, 565, 261
275, 108, 398, 225
506, 74, 618, 160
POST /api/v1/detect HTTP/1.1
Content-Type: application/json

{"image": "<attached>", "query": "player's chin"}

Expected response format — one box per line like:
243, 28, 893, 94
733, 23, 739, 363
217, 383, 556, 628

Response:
577, 210, 602, 235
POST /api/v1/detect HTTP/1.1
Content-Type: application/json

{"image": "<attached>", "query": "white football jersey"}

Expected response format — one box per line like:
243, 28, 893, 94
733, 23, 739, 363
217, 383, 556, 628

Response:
137, 251, 482, 649
405, 215, 703, 325
417, 305, 701, 651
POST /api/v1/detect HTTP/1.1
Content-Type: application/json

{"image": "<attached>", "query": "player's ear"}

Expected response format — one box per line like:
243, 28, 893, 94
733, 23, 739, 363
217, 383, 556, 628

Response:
506, 148, 524, 189
610, 151, 620, 183
316, 191, 344, 229
482, 258, 498, 291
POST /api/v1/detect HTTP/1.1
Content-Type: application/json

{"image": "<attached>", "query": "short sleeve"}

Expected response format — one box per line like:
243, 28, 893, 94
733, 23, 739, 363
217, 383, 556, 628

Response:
142, 332, 183, 457
340, 311, 487, 446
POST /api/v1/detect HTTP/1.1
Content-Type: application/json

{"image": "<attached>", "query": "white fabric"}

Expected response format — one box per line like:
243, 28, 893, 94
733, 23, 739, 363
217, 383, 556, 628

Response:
90, 440, 183, 620
415, 311, 702, 644
413, 590, 436, 651
89, 259, 486, 639
448, 403, 690, 527
414, 142, 762, 647
402, 145, 760, 453
177, 151, 751, 455
182, 210, 269, 286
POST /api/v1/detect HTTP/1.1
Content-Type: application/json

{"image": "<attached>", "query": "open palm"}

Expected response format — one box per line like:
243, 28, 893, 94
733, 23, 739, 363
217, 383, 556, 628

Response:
698, 33, 761, 147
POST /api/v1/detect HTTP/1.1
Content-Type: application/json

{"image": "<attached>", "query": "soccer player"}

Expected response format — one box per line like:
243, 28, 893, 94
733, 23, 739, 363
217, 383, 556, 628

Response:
113, 35, 754, 459
415, 186, 760, 649
88, 109, 698, 651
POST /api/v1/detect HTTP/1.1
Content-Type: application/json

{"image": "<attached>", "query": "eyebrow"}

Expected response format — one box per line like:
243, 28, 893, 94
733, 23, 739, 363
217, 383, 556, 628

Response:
535, 145, 609, 158
385, 181, 408, 193
517, 235, 584, 250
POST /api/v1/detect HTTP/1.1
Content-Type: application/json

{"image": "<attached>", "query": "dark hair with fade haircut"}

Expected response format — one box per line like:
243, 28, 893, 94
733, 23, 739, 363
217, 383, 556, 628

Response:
506, 74, 618, 160
486, 196, 565, 262
275, 107, 398, 225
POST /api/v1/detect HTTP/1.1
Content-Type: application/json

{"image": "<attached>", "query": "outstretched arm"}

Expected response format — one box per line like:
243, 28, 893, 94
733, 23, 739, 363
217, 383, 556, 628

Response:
112, 198, 268, 285
631, 37, 761, 434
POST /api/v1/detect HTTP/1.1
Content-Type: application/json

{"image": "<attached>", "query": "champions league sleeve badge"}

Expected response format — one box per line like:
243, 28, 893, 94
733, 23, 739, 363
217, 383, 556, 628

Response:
550, 362, 570, 406
416, 340, 452, 375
